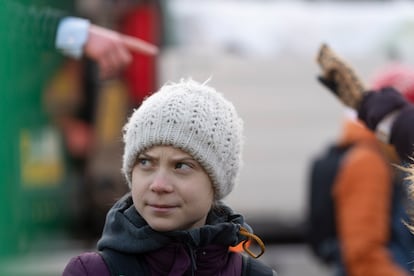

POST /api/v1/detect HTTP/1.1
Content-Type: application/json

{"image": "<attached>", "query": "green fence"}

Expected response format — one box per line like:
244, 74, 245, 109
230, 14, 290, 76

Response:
0, 0, 75, 256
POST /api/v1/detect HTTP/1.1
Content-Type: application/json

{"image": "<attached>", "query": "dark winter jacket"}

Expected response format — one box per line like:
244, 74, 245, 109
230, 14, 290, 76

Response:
63, 193, 274, 275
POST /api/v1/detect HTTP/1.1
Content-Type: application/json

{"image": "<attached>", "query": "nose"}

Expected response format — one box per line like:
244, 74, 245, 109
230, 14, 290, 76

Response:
149, 172, 173, 193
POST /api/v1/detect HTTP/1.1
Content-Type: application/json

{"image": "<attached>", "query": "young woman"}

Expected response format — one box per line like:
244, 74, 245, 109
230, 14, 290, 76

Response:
62, 79, 276, 275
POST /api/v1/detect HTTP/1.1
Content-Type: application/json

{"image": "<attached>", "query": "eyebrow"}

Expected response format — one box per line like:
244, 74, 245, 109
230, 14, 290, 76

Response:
138, 152, 153, 159
139, 152, 196, 162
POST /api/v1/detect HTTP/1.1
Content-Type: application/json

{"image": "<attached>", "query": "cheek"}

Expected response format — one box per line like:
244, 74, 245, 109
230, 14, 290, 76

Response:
194, 178, 214, 204
131, 165, 146, 187
130, 183, 140, 202
131, 169, 146, 199
131, 181, 146, 215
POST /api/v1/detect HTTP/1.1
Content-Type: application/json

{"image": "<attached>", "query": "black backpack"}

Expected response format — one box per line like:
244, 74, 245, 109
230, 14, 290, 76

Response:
99, 249, 276, 276
305, 143, 353, 264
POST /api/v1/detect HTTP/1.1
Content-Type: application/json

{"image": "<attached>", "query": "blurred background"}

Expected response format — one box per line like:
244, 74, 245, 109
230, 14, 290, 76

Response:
1, 0, 414, 275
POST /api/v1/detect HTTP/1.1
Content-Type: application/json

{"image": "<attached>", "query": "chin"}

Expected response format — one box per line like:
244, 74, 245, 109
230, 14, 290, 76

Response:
148, 222, 177, 232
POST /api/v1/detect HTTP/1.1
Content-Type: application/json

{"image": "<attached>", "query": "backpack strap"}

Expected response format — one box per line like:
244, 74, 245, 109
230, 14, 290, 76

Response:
241, 254, 277, 276
99, 249, 149, 276
306, 143, 353, 263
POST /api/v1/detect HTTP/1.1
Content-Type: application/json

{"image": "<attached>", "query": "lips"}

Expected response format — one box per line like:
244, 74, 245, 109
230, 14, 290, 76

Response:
147, 203, 178, 212
150, 204, 175, 208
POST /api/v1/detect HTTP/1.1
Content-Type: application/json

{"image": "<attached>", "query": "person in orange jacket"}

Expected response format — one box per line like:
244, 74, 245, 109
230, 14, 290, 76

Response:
331, 64, 414, 276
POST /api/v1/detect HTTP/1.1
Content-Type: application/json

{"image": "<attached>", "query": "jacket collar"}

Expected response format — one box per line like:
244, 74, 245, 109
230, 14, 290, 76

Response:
97, 193, 249, 254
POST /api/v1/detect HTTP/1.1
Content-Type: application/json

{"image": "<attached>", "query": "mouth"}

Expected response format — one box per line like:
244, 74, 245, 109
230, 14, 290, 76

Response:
147, 204, 177, 212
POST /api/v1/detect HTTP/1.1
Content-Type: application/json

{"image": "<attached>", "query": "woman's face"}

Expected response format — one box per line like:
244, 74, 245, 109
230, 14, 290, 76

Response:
131, 145, 214, 232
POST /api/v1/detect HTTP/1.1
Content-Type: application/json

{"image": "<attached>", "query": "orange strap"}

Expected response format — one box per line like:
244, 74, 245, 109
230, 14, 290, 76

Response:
238, 226, 265, 258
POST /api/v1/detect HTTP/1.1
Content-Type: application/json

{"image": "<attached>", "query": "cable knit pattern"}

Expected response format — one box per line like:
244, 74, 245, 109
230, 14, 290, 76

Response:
122, 79, 243, 200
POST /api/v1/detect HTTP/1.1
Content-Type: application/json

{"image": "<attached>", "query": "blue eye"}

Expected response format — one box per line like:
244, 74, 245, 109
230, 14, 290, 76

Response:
175, 162, 191, 170
137, 158, 151, 168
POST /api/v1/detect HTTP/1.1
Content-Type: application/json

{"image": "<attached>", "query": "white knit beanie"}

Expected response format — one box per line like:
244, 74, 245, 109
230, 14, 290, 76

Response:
122, 79, 244, 200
